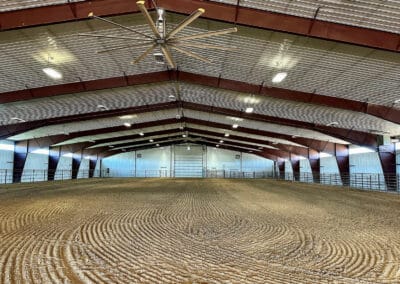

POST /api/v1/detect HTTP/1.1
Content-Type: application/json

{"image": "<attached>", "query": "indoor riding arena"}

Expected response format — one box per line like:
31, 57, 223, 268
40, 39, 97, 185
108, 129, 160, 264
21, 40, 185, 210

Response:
0, 0, 399, 283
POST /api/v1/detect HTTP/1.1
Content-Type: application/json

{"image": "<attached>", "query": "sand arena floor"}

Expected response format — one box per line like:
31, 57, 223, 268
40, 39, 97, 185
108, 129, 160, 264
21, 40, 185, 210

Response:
0, 178, 399, 283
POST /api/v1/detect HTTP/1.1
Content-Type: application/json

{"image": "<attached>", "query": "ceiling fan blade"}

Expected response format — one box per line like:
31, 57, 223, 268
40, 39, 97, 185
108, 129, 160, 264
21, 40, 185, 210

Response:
166, 8, 205, 40
170, 45, 211, 63
132, 43, 157, 64
160, 45, 176, 69
97, 42, 154, 54
171, 27, 238, 42
136, 1, 161, 38
172, 42, 237, 51
87, 12, 152, 39
78, 33, 152, 41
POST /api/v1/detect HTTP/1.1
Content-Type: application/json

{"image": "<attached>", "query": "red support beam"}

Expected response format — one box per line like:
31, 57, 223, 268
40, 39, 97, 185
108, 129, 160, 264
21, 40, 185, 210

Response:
2, 0, 399, 52
335, 144, 350, 186
1, 71, 398, 128
48, 146, 61, 181
12, 139, 43, 183
378, 144, 397, 191
308, 148, 320, 184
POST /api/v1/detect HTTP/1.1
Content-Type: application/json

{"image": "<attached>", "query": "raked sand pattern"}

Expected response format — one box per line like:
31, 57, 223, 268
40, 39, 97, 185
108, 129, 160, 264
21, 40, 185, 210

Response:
0, 178, 399, 283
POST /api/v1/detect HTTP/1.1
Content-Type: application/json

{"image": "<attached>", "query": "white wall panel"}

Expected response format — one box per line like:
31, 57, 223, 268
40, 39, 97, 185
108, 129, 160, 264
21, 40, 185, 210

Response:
242, 153, 274, 172
206, 147, 241, 171
299, 159, 313, 183
136, 147, 172, 177
350, 152, 385, 190
77, 158, 90, 179
102, 152, 135, 177
22, 152, 48, 182
284, 160, 293, 180
320, 156, 342, 186
55, 156, 72, 180
0, 140, 14, 184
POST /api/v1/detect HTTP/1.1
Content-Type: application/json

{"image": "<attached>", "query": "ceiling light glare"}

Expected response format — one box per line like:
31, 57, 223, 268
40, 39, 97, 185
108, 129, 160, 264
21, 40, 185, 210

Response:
227, 116, 244, 122
216, 144, 220, 147
42, 67, 62, 79
326, 121, 339, 127
123, 122, 131, 127
11, 117, 26, 122
232, 124, 239, 129
219, 140, 224, 143
224, 133, 230, 137
97, 104, 108, 110
182, 134, 187, 138
119, 115, 135, 120
187, 146, 191, 150
245, 107, 254, 113
139, 132, 144, 136
156, 144, 160, 147
149, 139, 154, 142
108, 145, 114, 148
394, 99, 400, 104
272, 72, 287, 83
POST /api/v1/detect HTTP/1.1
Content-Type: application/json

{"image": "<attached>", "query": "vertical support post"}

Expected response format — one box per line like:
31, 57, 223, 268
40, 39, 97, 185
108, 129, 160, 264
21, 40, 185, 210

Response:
308, 148, 320, 184
378, 144, 397, 191
88, 154, 97, 178
290, 153, 300, 181
277, 159, 285, 180
335, 144, 350, 186
48, 146, 61, 181
71, 150, 82, 179
13, 140, 29, 183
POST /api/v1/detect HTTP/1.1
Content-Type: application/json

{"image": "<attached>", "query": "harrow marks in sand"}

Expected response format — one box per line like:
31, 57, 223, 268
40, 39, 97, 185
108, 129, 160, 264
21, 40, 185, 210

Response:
0, 178, 399, 283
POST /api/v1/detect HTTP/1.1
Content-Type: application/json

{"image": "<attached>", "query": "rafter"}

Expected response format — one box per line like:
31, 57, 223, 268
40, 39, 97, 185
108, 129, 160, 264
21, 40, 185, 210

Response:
1, 71, 398, 128
1, 0, 398, 52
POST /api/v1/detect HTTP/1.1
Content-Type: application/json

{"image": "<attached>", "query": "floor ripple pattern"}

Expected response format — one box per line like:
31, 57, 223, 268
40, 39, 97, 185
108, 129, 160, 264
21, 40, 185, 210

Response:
0, 178, 399, 283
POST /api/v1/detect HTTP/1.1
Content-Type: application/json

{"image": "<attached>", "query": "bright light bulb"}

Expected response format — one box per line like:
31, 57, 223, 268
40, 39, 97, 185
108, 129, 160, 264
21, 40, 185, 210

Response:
149, 139, 154, 142
272, 72, 287, 83
232, 124, 239, 129
219, 140, 224, 143
139, 132, 144, 136
245, 107, 254, 113
123, 122, 131, 127
224, 133, 230, 137
42, 67, 62, 79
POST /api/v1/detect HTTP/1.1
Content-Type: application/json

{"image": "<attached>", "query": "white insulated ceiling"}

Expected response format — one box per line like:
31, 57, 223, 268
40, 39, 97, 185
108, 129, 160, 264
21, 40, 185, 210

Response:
210, 0, 400, 34
0, 13, 399, 107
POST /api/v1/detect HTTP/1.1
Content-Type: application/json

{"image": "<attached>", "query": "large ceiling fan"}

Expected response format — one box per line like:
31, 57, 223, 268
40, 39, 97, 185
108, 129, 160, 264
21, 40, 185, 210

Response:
78, 0, 238, 69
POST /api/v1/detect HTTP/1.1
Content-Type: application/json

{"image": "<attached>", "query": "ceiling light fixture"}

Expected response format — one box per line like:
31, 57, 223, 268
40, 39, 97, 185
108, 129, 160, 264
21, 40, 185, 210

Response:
11, 117, 26, 123
326, 121, 339, 127
272, 72, 287, 83
182, 134, 187, 138
42, 67, 62, 79
394, 99, 400, 104
224, 133, 230, 137
219, 140, 224, 143
139, 132, 144, 136
149, 139, 154, 142
245, 107, 254, 113
187, 146, 191, 150
232, 124, 239, 129
119, 115, 136, 120
123, 122, 131, 127
156, 143, 160, 147
216, 144, 220, 147
97, 104, 108, 110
